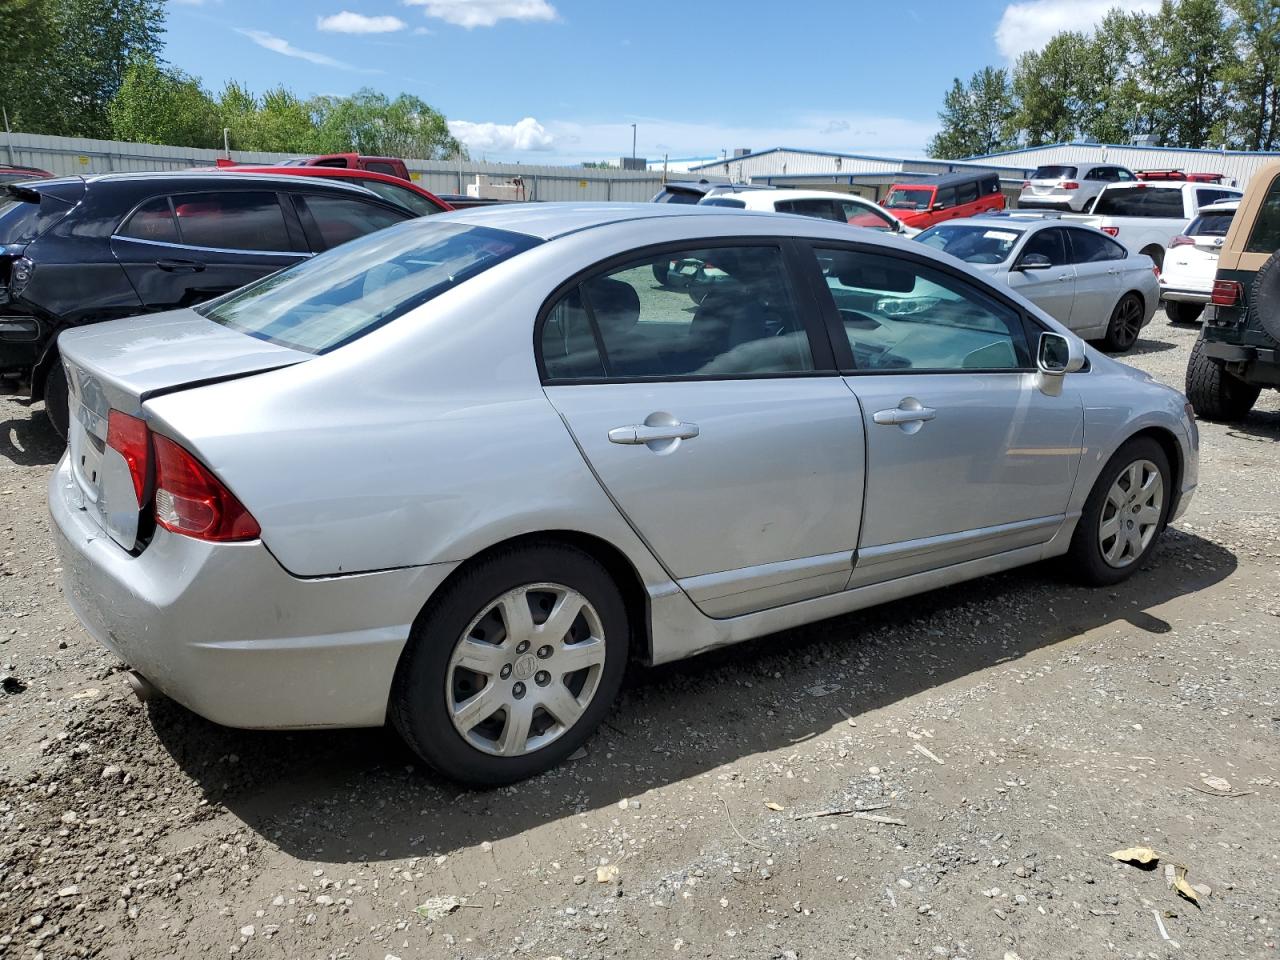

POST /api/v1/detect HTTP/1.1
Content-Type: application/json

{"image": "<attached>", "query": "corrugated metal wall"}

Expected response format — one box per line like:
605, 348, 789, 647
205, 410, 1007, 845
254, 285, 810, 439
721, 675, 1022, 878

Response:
964, 143, 1280, 190
0, 132, 670, 202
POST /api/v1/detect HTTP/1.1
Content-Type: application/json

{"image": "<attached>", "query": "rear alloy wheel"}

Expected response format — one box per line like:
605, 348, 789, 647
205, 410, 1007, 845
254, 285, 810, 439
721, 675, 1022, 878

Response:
1068, 437, 1170, 586
1164, 300, 1203, 325
390, 543, 628, 786
1102, 293, 1145, 352
43, 361, 70, 440
1185, 336, 1259, 421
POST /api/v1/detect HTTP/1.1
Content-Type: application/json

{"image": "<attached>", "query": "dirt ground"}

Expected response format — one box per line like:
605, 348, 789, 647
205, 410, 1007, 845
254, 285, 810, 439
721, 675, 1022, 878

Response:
1, 312, 1278, 960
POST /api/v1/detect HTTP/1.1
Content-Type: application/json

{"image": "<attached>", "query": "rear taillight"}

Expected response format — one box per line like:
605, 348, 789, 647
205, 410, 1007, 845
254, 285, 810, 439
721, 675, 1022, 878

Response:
1022, 180, 1030, 189
1152, 263, 1161, 278
1061, 181, 1080, 190
1102, 226, 1120, 237
1170, 235, 1194, 247
106, 411, 151, 504
1211, 279, 1244, 306
153, 434, 260, 542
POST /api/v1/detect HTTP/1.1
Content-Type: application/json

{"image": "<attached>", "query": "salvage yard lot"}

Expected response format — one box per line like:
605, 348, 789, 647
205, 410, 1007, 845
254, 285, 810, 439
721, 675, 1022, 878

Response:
1, 315, 1278, 960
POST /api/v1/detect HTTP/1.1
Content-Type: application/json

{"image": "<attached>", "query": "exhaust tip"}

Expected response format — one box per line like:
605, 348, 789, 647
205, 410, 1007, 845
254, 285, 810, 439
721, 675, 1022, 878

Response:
124, 670, 159, 703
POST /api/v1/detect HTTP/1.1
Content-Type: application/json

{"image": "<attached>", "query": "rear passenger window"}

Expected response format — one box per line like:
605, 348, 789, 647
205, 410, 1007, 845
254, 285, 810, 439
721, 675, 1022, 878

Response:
173, 191, 291, 251
775, 199, 841, 221
814, 247, 1030, 372
120, 197, 178, 243
365, 161, 398, 176
1245, 176, 1280, 254
957, 181, 979, 204
539, 246, 814, 380
297, 195, 409, 250
1068, 229, 1126, 263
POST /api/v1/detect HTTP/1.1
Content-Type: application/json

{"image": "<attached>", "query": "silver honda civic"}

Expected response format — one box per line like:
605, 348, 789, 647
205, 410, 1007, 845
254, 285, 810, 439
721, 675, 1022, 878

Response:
49, 203, 1198, 785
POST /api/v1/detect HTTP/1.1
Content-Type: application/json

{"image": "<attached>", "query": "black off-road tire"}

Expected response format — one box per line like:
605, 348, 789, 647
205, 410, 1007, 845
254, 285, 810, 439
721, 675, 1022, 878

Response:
390, 542, 629, 787
42, 361, 70, 440
1185, 337, 1259, 421
1067, 436, 1171, 587
1164, 300, 1203, 325
1251, 249, 1280, 343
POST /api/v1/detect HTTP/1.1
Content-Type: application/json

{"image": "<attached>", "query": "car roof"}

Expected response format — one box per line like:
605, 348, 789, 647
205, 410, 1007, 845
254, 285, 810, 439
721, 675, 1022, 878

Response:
1197, 199, 1240, 214
74, 169, 381, 195
440, 201, 820, 240
707, 189, 874, 209
890, 171, 997, 189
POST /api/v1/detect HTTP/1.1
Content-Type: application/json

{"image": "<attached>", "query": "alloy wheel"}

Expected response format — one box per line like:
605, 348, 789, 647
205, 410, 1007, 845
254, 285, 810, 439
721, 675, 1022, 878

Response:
446, 583, 606, 757
1112, 296, 1143, 349
1098, 459, 1163, 568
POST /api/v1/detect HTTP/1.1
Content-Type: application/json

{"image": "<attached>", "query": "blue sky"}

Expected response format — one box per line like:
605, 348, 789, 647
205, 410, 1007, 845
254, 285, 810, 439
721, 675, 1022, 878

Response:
165, 0, 1158, 164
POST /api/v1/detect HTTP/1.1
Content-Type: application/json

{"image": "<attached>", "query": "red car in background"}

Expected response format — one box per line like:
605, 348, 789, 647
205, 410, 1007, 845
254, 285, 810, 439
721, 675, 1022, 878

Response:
275, 153, 412, 181
215, 163, 452, 217
0, 164, 54, 187
881, 171, 1006, 229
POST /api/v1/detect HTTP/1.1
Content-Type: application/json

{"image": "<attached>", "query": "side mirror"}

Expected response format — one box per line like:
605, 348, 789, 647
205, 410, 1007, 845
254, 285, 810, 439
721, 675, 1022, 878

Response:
1036, 331, 1085, 396
931, 203, 946, 211
1015, 253, 1053, 271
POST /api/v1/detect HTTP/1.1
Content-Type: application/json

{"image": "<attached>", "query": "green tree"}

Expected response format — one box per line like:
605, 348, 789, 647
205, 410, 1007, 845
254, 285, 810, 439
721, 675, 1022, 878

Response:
1218, 0, 1280, 149
1012, 31, 1095, 146
108, 59, 219, 147
1082, 8, 1149, 143
1144, 0, 1230, 147
311, 89, 462, 159
927, 68, 1016, 158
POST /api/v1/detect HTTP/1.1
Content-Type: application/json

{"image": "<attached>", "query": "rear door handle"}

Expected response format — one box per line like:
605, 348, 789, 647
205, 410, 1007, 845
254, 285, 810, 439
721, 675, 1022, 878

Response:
608, 422, 700, 444
1057, 273, 1072, 282
155, 258, 205, 273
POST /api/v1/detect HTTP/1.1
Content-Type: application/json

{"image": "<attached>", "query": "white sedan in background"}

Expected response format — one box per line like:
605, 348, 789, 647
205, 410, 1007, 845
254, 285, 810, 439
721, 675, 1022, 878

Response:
1159, 200, 1239, 324
700, 188, 918, 236
916, 216, 1159, 352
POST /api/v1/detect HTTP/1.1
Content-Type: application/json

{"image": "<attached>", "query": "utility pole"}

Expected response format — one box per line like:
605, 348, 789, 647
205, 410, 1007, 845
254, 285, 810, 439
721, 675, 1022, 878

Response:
631, 123, 636, 159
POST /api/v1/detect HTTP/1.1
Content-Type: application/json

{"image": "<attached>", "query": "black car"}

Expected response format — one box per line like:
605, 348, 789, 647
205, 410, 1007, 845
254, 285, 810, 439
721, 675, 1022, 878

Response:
0, 171, 414, 435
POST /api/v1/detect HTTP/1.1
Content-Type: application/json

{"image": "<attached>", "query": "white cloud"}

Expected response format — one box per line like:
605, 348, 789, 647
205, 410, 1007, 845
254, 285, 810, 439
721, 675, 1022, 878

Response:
317, 11, 407, 33
236, 28, 381, 72
403, 0, 557, 29
449, 116, 556, 152
995, 0, 1160, 59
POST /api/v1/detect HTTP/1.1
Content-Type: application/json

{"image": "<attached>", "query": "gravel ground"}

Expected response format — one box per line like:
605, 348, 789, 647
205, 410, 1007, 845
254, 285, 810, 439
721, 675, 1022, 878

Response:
1, 312, 1278, 960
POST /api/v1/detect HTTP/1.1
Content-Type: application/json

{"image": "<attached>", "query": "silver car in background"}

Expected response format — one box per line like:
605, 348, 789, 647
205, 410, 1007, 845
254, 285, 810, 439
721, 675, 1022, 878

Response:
916, 216, 1159, 352
50, 204, 1197, 785
1017, 162, 1138, 212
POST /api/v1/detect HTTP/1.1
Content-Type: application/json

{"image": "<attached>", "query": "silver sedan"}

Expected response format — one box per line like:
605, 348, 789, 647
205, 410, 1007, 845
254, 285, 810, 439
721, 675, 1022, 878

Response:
915, 216, 1159, 352
49, 204, 1198, 785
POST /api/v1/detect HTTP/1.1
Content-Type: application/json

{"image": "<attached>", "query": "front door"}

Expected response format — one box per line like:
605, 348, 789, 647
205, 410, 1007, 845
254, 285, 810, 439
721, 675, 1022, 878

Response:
539, 241, 866, 618
1007, 227, 1076, 325
804, 242, 1084, 585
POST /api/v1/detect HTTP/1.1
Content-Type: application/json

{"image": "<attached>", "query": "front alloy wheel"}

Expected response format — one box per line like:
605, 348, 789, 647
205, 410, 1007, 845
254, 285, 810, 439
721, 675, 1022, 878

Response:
1097, 459, 1163, 568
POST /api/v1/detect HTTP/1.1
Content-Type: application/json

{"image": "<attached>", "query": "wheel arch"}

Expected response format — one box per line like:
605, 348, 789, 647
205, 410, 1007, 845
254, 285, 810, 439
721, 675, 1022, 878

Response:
1122, 425, 1184, 520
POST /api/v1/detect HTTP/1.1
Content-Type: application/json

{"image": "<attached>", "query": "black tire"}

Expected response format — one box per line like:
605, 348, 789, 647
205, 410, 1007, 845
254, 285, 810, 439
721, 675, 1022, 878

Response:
1164, 300, 1203, 325
42, 360, 70, 440
1141, 245, 1165, 273
1185, 336, 1259, 421
390, 542, 629, 787
1102, 293, 1145, 352
1067, 436, 1171, 586
651, 261, 670, 286
1251, 249, 1280, 343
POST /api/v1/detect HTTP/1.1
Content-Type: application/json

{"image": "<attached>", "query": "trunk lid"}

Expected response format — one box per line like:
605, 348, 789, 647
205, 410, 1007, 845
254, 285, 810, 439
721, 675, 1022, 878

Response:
58, 308, 310, 551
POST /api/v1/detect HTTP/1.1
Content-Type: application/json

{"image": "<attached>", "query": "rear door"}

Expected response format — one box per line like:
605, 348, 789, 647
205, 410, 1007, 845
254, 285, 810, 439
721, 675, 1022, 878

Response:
111, 190, 307, 312
291, 192, 413, 251
540, 239, 867, 618
1006, 227, 1075, 324
1064, 227, 1128, 330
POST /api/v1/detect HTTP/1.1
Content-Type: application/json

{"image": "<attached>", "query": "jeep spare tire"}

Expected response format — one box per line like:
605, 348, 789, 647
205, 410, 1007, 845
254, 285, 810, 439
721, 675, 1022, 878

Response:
1254, 249, 1280, 343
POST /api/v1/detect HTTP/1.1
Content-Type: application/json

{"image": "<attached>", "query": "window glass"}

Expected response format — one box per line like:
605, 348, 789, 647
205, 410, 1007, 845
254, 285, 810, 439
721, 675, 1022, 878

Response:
838, 199, 895, 230
1084, 167, 1108, 181
542, 246, 814, 380
1246, 176, 1280, 254
1092, 187, 1185, 217
915, 223, 1022, 264
957, 180, 979, 204
359, 179, 445, 216
1021, 228, 1068, 266
775, 198, 841, 221
700, 196, 746, 208
935, 187, 957, 208
172, 191, 291, 251
298, 194, 410, 250
365, 161, 398, 176
884, 187, 933, 211
1032, 165, 1077, 180
539, 290, 605, 380
1067, 228, 1126, 263
1115, 168, 1135, 181
200, 221, 540, 354
814, 247, 1030, 372
1187, 211, 1234, 237
1196, 188, 1228, 207
0, 192, 74, 244
119, 197, 178, 243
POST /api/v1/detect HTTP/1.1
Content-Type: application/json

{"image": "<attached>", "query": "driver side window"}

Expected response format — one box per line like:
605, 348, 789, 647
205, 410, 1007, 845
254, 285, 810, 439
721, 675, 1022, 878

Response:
814, 247, 1031, 372
1020, 228, 1068, 266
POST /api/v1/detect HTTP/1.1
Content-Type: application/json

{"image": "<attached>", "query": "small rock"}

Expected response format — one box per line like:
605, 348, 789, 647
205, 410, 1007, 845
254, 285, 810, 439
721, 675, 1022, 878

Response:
101, 766, 122, 780
1, 675, 25, 695
314, 895, 334, 906
897, 879, 912, 889
29, 915, 44, 929
568, 746, 589, 761
57, 886, 79, 898
597, 864, 619, 884
239, 925, 255, 938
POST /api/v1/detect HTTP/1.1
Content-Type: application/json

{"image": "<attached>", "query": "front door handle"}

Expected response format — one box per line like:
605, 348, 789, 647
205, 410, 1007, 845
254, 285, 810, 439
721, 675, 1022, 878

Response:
608, 422, 700, 445
1057, 273, 1071, 282
872, 406, 936, 425
155, 258, 205, 273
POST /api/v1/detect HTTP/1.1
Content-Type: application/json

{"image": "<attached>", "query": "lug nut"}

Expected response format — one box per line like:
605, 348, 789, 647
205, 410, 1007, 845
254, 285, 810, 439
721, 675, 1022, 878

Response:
512, 682, 526, 698
535, 670, 550, 686
516, 640, 530, 654
500, 664, 512, 679
537, 645, 553, 659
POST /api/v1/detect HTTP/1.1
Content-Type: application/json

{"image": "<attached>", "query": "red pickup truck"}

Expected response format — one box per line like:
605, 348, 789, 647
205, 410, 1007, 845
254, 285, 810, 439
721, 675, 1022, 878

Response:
278, 153, 412, 181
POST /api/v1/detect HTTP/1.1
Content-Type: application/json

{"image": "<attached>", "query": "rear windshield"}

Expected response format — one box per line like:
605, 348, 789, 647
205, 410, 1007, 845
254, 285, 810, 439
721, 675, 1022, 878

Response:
652, 188, 701, 205
199, 220, 540, 354
915, 223, 1023, 264
1032, 165, 1077, 180
884, 187, 933, 210
1092, 187, 1185, 217
0, 190, 75, 244
1245, 176, 1280, 254
1186, 211, 1234, 237
700, 196, 746, 208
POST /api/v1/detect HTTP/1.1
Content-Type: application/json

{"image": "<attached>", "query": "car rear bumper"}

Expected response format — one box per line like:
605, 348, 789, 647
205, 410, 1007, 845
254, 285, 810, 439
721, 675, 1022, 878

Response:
49, 455, 458, 729
1159, 288, 1211, 303
1016, 198, 1074, 211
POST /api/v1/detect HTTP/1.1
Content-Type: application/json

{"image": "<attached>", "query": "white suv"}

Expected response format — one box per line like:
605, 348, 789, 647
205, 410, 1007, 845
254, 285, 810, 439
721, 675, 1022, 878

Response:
1018, 163, 1137, 213
1159, 199, 1239, 323
698, 188, 917, 236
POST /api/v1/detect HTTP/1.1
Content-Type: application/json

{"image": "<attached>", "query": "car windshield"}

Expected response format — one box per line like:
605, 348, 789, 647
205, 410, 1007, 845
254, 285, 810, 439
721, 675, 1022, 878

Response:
357, 179, 444, 216
0, 190, 75, 244
1032, 165, 1077, 180
1092, 187, 1185, 217
700, 197, 746, 208
884, 188, 933, 210
1187, 211, 1234, 237
915, 223, 1023, 264
199, 221, 541, 354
